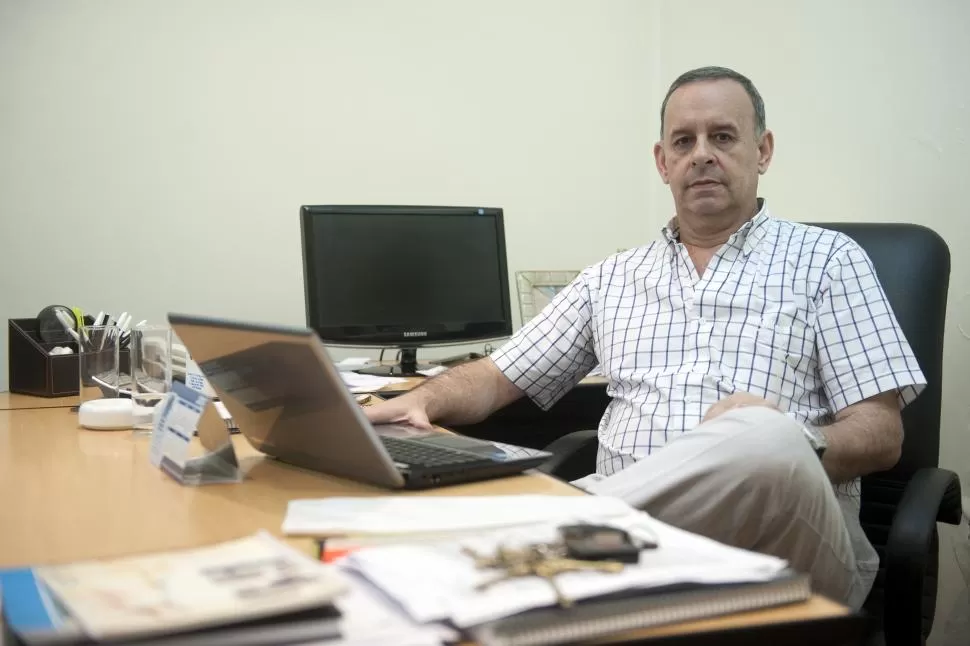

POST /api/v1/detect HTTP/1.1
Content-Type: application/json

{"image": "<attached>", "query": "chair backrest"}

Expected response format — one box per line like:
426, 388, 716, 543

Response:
811, 222, 951, 635
810, 223, 950, 475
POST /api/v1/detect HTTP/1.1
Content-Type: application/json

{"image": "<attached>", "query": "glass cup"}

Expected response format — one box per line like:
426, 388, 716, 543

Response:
127, 325, 173, 432
78, 325, 121, 405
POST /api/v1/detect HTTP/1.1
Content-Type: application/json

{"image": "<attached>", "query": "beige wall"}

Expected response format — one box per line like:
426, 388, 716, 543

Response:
2, 0, 968, 636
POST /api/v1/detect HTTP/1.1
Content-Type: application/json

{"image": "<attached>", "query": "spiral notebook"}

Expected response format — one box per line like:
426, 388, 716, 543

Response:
468, 571, 811, 646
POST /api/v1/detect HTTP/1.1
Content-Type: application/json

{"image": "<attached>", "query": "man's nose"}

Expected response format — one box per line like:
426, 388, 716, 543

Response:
690, 138, 716, 167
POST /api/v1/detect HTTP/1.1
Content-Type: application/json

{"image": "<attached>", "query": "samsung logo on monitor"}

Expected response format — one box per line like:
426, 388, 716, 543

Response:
403, 331, 428, 338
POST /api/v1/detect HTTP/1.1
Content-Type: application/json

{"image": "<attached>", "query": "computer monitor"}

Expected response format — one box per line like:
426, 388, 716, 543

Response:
300, 205, 514, 376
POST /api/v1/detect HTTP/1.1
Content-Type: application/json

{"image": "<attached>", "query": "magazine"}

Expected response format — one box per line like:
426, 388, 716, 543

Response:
35, 532, 346, 641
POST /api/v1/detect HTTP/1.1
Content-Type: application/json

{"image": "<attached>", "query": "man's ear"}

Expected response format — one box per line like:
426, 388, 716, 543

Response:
757, 129, 775, 175
653, 141, 670, 184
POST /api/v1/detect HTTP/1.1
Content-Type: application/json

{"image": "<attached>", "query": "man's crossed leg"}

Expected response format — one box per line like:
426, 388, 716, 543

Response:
572, 406, 869, 609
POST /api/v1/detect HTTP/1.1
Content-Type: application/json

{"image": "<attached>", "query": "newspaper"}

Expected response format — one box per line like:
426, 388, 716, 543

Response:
36, 532, 346, 640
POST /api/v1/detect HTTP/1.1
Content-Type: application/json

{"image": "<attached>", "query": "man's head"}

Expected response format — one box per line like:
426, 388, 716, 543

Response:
654, 66, 774, 224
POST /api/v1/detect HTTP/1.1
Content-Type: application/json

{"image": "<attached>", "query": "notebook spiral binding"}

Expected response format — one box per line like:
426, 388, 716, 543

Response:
473, 572, 811, 646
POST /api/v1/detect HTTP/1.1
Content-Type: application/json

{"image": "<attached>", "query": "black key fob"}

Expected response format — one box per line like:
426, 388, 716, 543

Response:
559, 524, 650, 564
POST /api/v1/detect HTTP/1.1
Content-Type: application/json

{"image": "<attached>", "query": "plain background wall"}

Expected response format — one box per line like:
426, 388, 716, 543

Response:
2, 1, 968, 637
0, 0, 658, 369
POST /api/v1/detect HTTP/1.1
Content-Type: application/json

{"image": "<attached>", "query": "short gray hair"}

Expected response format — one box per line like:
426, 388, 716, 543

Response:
659, 66, 766, 138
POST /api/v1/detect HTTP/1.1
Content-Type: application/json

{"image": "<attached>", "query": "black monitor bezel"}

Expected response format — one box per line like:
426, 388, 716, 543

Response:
300, 204, 514, 347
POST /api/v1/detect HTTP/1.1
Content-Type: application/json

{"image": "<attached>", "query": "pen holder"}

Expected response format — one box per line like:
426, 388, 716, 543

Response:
7, 318, 79, 397
126, 326, 173, 432
78, 325, 123, 406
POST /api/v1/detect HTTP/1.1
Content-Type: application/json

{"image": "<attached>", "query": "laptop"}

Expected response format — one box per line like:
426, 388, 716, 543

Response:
167, 313, 552, 489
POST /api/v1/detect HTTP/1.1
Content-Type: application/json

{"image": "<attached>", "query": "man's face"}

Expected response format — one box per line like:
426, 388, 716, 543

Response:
654, 79, 773, 218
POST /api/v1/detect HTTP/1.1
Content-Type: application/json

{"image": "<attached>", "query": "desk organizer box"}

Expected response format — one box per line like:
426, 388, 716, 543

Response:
7, 318, 130, 398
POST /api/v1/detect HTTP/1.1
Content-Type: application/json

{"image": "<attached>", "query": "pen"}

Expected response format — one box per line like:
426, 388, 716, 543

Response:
54, 309, 81, 347
120, 319, 146, 347
117, 313, 132, 339
98, 323, 110, 351
62, 326, 82, 346
72, 307, 90, 344
92, 312, 106, 350
112, 312, 129, 345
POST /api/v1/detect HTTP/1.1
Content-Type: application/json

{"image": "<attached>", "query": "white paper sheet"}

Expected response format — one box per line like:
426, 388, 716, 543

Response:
335, 358, 374, 372
213, 400, 232, 421
339, 372, 408, 393
340, 512, 789, 628
282, 495, 635, 536
328, 572, 454, 646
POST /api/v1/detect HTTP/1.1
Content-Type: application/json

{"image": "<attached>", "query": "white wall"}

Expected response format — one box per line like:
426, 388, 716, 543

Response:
0, 0, 657, 371
2, 0, 969, 636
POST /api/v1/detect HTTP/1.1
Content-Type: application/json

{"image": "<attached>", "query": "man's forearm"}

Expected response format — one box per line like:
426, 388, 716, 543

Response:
403, 358, 524, 426
819, 392, 903, 483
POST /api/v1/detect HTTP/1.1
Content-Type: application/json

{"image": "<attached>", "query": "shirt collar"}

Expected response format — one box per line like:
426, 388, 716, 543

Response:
661, 198, 771, 257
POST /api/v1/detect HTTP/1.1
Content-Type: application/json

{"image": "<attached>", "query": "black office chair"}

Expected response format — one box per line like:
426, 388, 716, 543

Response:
538, 223, 962, 646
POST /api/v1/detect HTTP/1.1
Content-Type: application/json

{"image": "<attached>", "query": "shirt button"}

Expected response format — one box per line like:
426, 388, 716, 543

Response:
786, 354, 799, 367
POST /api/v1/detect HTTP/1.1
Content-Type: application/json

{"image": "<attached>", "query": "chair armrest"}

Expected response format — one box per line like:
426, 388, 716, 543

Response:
537, 430, 599, 480
883, 467, 962, 646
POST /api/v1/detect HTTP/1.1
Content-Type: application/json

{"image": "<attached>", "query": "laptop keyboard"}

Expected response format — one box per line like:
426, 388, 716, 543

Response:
379, 436, 485, 468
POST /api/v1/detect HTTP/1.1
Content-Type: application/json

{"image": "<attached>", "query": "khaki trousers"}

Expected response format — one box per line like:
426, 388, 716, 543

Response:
572, 406, 870, 609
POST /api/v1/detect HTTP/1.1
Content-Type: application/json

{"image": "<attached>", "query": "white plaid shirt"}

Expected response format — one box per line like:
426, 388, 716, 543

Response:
492, 200, 925, 579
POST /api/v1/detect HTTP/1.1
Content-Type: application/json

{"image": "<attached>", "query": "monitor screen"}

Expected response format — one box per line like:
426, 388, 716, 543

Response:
300, 205, 513, 347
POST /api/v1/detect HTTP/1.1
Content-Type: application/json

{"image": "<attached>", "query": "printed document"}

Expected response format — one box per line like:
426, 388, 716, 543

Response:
340, 511, 789, 627
282, 495, 635, 536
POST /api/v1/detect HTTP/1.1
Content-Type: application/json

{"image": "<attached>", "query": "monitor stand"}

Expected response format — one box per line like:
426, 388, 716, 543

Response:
355, 348, 434, 377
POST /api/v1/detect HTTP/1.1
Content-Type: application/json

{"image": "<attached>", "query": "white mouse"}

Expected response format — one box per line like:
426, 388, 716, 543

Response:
78, 398, 153, 430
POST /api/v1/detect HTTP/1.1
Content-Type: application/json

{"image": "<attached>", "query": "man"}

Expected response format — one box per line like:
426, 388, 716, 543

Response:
365, 66, 924, 609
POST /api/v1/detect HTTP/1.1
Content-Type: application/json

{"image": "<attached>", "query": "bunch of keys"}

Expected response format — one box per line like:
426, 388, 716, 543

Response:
463, 524, 653, 607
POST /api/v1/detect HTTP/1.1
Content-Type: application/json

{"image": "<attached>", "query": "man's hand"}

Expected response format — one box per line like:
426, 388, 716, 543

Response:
703, 393, 780, 423
358, 358, 524, 430
363, 397, 434, 431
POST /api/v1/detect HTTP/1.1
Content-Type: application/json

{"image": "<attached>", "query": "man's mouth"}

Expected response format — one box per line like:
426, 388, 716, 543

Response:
689, 179, 721, 187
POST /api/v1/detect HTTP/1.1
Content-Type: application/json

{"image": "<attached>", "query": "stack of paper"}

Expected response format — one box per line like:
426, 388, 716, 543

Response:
32, 532, 346, 643
337, 512, 790, 629
334, 572, 457, 646
3, 533, 452, 646
281, 495, 636, 537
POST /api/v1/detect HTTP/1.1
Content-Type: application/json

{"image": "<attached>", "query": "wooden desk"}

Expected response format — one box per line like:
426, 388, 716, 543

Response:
0, 391, 79, 411
0, 403, 861, 644
0, 407, 571, 566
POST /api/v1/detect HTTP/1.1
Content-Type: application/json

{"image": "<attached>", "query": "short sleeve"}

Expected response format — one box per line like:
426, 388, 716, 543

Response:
814, 241, 926, 412
490, 271, 598, 410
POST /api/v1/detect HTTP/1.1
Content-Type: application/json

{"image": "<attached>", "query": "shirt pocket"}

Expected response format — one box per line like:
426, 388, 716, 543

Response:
717, 308, 818, 402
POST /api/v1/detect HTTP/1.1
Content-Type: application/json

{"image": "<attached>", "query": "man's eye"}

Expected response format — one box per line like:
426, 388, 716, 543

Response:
714, 133, 733, 143
673, 137, 691, 148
